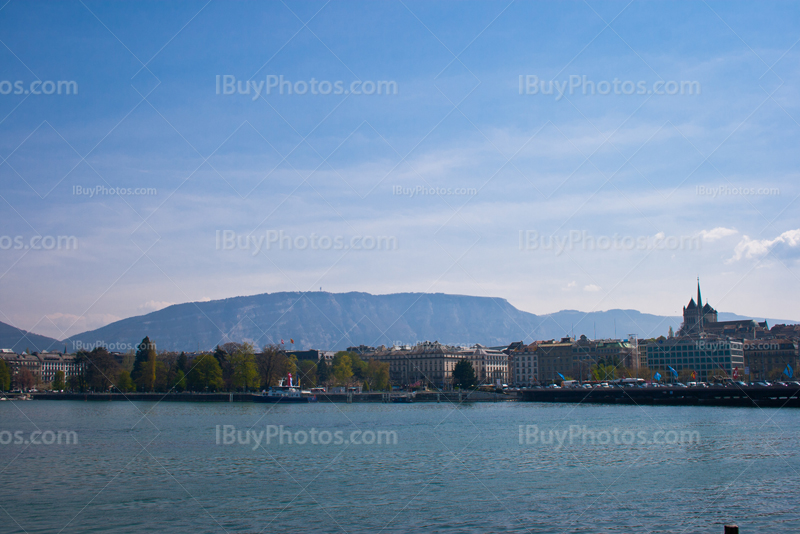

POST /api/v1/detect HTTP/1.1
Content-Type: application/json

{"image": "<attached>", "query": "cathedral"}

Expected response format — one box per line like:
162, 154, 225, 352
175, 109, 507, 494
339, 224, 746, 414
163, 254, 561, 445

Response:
678, 279, 718, 336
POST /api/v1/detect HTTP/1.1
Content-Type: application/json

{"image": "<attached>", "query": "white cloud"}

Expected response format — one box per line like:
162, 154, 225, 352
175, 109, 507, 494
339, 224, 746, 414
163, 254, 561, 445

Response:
699, 227, 738, 242
563, 281, 577, 291
728, 229, 800, 263
584, 284, 601, 292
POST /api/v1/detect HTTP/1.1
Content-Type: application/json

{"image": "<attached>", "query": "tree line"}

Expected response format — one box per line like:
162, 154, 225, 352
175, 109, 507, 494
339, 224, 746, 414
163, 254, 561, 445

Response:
64, 337, 391, 393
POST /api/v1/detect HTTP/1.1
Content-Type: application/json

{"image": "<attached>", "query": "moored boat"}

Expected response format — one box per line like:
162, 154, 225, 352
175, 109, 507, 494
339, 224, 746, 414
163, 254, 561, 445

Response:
253, 373, 317, 403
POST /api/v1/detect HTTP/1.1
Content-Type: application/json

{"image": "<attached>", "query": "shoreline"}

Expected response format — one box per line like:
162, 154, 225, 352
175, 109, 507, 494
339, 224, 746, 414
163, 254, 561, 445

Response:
17, 386, 800, 407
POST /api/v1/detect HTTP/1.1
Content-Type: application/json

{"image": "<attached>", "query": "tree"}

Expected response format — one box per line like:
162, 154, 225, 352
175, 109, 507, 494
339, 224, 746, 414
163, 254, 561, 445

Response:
153, 360, 170, 392
0, 360, 11, 391
230, 343, 259, 391
348, 352, 367, 381
187, 354, 224, 392
316, 359, 331, 385
132, 337, 157, 391
256, 345, 295, 388
452, 359, 476, 389
176, 352, 188, 373
52, 370, 65, 391
116, 370, 135, 392
17, 366, 36, 390
84, 348, 121, 391
365, 359, 390, 391
297, 359, 318, 388
173, 370, 186, 392
591, 360, 618, 382
332, 352, 354, 385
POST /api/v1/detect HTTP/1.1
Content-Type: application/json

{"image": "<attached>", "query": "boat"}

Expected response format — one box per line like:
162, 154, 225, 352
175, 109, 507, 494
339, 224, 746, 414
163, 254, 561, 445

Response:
253, 374, 317, 403
391, 394, 414, 403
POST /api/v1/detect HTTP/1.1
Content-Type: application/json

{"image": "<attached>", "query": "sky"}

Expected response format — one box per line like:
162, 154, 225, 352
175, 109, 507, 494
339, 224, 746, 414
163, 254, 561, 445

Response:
1, 1, 799, 340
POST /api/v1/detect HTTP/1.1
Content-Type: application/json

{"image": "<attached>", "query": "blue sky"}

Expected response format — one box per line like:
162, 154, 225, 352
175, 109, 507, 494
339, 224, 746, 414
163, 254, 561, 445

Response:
1, 1, 799, 340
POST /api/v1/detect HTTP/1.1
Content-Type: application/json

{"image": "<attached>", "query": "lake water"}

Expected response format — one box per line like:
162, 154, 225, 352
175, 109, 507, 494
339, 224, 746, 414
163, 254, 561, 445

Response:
1, 400, 798, 533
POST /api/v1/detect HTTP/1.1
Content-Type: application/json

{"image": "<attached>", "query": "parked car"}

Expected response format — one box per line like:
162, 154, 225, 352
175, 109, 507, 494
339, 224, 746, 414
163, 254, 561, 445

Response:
673, 382, 688, 388
734, 381, 748, 387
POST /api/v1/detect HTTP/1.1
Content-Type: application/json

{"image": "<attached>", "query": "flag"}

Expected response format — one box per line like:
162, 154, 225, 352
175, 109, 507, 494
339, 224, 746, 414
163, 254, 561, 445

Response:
784, 364, 793, 379
667, 366, 678, 379
733, 367, 739, 379
654, 372, 661, 382
281, 339, 284, 344
557, 372, 566, 380
691, 371, 696, 380
290, 339, 294, 344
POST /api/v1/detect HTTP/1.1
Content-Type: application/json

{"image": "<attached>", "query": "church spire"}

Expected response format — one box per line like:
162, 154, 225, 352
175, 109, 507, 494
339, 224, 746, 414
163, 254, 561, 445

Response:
697, 277, 702, 308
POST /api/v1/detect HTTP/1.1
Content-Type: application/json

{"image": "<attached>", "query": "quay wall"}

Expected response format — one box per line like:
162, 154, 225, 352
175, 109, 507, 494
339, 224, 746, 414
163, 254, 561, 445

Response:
520, 386, 800, 408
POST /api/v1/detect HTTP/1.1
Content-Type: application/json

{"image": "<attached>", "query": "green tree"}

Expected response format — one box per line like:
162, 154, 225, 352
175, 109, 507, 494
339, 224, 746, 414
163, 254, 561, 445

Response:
153, 360, 170, 392
591, 358, 619, 382
176, 352, 188, 373
52, 370, 65, 391
348, 352, 367, 381
365, 359, 390, 391
173, 369, 186, 391
0, 360, 11, 391
452, 359, 476, 389
230, 343, 259, 391
116, 370, 135, 392
297, 359, 318, 388
187, 354, 224, 392
131, 337, 157, 391
332, 352, 354, 385
316, 359, 331, 385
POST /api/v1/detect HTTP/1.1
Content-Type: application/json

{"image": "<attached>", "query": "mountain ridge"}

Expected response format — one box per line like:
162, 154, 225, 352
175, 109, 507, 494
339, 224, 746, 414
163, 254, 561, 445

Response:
42, 291, 796, 352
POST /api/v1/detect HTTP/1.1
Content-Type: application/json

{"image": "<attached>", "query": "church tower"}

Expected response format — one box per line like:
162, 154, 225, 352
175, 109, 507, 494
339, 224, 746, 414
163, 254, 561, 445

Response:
679, 278, 717, 336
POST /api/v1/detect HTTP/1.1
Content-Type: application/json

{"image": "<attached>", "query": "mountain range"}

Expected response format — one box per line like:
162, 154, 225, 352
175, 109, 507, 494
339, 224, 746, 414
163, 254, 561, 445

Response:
1, 291, 796, 352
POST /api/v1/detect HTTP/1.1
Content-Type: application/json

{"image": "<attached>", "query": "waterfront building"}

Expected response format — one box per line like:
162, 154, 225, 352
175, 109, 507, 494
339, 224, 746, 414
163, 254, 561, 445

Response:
537, 337, 575, 382
36, 353, 81, 384
646, 336, 745, 382
0, 351, 83, 388
368, 341, 509, 388
743, 339, 799, 381
370, 341, 463, 389
461, 344, 508, 385
1, 352, 42, 387
508, 342, 538, 386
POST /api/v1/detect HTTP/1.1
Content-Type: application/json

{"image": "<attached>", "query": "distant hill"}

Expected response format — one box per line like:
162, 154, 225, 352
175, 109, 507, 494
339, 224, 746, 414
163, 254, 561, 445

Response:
61, 291, 797, 352
0, 321, 63, 353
